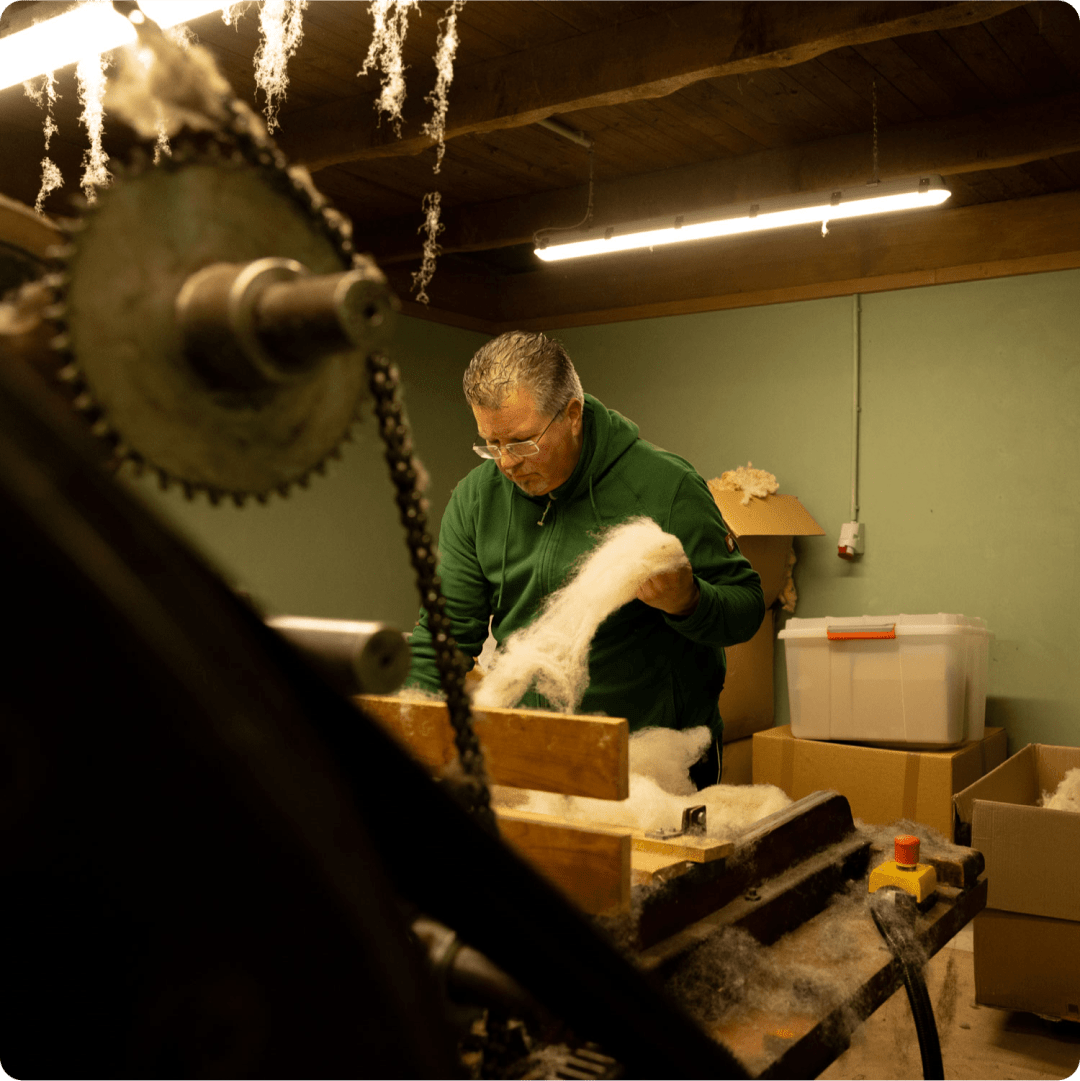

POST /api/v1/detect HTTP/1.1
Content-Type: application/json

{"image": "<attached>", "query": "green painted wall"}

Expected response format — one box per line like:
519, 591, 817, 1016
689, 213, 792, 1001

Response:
122, 315, 486, 631
557, 268, 1080, 753
124, 269, 1080, 754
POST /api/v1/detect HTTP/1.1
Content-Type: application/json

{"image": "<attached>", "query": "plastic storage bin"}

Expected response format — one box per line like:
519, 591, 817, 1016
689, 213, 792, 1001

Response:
778, 614, 991, 747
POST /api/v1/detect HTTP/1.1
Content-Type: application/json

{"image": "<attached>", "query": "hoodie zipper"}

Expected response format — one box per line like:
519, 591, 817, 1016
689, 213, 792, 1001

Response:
537, 495, 555, 526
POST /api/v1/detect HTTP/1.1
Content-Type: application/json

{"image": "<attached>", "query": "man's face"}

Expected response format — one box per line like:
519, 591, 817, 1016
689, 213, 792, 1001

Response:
472, 387, 584, 497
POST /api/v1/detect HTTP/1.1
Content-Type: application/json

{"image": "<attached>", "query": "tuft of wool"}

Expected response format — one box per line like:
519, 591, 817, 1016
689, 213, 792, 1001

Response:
493, 725, 791, 839
105, 19, 235, 140
76, 53, 110, 203
708, 463, 779, 507
473, 517, 688, 714
1042, 767, 1080, 813
253, 0, 308, 132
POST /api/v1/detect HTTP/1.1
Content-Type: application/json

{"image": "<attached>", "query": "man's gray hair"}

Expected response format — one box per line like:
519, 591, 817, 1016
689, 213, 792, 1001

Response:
463, 330, 584, 417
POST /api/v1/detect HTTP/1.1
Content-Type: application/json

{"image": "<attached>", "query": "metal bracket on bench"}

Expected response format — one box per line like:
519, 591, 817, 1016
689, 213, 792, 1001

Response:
645, 804, 706, 841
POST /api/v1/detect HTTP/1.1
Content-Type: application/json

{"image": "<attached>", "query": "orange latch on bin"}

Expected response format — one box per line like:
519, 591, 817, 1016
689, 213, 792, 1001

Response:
826, 624, 896, 640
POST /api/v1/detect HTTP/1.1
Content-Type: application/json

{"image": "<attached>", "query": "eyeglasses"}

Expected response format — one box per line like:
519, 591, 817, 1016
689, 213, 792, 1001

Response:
473, 407, 564, 460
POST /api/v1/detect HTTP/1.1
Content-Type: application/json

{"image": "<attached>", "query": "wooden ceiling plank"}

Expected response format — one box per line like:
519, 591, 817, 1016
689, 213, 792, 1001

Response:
576, 101, 719, 173
673, 79, 799, 151
450, 0, 589, 52
278, 1, 1029, 169
527, 0, 621, 35
357, 90, 1080, 261
1030, 0, 1080, 80
692, 71, 821, 144
490, 190, 1080, 329
771, 57, 878, 130
635, 88, 765, 157
1048, 149, 1080, 185
842, 39, 952, 119
1012, 155, 1077, 192
601, 99, 740, 168
936, 21, 1038, 100
746, 66, 853, 140
813, 45, 927, 124
981, 6, 1078, 95
888, 29, 997, 112
938, 172, 981, 207
442, 131, 579, 194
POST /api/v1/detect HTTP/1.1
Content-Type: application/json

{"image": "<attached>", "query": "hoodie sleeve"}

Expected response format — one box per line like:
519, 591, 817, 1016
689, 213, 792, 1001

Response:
661, 471, 765, 647
404, 482, 492, 692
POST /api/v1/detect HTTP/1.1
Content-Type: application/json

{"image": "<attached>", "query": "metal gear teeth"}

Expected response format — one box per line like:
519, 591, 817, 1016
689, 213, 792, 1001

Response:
45, 87, 366, 506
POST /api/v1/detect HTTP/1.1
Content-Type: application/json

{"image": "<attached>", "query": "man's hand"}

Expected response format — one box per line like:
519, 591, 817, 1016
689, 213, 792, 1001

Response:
636, 561, 700, 618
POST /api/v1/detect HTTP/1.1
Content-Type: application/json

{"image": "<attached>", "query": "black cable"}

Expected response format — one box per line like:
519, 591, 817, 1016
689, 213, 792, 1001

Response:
870, 890, 945, 1080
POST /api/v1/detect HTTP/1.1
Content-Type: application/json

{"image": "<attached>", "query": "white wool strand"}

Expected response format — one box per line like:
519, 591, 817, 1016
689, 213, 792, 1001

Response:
474, 517, 688, 713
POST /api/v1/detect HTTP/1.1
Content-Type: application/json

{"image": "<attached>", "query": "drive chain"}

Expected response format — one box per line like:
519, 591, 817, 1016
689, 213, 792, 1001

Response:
366, 352, 496, 833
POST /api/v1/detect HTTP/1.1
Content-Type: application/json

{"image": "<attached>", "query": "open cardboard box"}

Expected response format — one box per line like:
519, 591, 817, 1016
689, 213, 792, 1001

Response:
752, 724, 1007, 836
953, 743, 1080, 1019
710, 489, 824, 743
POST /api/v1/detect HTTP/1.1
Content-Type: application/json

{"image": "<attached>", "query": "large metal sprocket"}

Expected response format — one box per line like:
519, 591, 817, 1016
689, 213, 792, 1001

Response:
52, 117, 385, 503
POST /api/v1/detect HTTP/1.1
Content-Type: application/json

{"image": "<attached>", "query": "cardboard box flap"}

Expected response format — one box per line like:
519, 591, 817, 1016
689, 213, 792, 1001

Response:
709, 491, 825, 538
973, 798, 1080, 921
954, 745, 1039, 827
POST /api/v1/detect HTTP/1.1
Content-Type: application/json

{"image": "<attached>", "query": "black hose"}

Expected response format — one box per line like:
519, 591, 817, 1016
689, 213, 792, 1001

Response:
870, 890, 945, 1080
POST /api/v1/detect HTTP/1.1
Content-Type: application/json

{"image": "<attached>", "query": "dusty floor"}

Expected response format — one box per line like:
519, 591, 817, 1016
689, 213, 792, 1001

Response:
819, 925, 1080, 1080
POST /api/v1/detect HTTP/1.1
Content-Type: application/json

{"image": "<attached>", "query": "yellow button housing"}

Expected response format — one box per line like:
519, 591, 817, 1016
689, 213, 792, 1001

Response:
868, 861, 938, 904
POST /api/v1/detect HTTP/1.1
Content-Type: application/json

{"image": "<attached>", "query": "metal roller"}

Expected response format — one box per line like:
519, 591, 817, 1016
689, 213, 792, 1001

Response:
267, 616, 410, 696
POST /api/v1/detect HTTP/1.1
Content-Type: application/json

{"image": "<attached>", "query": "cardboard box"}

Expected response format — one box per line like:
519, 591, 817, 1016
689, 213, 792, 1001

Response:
953, 743, 1080, 921
720, 736, 753, 786
720, 610, 774, 743
752, 724, 1007, 836
973, 908, 1080, 1022
712, 489, 824, 742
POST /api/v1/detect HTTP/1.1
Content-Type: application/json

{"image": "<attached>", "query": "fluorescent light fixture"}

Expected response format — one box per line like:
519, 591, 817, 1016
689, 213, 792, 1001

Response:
535, 174, 952, 262
0, 1, 226, 91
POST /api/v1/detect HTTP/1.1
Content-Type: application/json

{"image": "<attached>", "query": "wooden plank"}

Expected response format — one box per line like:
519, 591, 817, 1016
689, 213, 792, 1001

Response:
278, 1, 1028, 169
983, 5, 1078, 97
631, 834, 733, 863
362, 90, 1080, 263
355, 694, 629, 800
495, 807, 631, 915
631, 849, 694, 887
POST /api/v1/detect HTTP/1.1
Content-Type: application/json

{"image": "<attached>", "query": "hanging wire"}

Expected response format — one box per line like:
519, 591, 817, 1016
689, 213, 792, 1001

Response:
533, 143, 595, 249
871, 77, 880, 185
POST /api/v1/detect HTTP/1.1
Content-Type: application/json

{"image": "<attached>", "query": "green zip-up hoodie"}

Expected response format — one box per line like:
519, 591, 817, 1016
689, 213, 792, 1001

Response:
406, 395, 764, 741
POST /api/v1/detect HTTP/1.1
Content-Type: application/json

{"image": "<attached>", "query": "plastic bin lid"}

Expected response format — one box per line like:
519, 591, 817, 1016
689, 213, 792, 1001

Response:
778, 613, 989, 639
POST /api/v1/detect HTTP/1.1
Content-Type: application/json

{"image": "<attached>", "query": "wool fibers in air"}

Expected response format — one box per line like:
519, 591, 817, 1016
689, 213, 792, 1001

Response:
474, 517, 688, 714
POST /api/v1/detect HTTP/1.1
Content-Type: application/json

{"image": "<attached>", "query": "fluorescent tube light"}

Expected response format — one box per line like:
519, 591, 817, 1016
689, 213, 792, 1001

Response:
534, 175, 952, 262
0, 1, 226, 91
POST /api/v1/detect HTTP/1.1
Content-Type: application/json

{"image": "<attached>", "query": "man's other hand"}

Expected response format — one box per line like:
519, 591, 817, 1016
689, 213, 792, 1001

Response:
636, 561, 700, 618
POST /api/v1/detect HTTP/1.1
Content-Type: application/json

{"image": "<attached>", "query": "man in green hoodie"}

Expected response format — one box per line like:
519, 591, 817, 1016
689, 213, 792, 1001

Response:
406, 331, 764, 788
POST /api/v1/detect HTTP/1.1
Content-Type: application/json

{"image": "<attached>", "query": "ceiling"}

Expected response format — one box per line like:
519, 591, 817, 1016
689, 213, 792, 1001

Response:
2, 0, 1079, 332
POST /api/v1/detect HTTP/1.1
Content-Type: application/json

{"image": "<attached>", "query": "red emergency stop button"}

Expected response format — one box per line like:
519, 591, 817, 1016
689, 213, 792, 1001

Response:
895, 835, 920, 869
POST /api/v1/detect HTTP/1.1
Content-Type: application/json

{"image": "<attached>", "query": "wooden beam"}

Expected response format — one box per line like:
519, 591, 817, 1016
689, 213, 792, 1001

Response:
484, 190, 1080, 329
362, 90, 1080, 264
355, 694, 629, 799
495, 808, 631, 915
280, 1, 1027, 170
